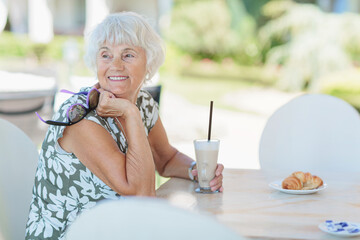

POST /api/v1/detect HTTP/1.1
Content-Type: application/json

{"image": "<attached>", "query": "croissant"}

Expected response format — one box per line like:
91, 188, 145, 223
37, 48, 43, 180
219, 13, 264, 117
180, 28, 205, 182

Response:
302, 175, 323, 190
282, 171, 323, 190
282, 176, 303, 190
291, 171, 307, 183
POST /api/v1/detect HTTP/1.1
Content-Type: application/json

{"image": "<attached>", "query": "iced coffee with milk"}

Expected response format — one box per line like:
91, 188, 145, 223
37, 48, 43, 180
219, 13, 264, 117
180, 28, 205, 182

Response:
194, 139, 220, 193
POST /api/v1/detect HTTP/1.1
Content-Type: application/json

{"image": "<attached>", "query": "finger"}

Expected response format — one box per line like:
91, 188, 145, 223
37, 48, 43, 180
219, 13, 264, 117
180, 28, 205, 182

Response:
211, 181, 223, 192
100, 90, 115, 99
96, 95, 112, 116
209, 174, 223, 187
95, 113, 113, 117
95, 109, 105, 117
98, 93, 115, 110
97, 88, 105, 94
215, 164, 224, 176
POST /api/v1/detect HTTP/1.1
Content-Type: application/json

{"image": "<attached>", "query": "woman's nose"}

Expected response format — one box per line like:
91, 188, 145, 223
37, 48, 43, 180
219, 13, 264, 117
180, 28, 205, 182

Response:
111, 57, 125, 70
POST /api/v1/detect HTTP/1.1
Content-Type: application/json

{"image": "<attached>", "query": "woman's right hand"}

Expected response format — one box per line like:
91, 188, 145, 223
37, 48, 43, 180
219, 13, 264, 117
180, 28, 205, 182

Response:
96, 89, 137, 119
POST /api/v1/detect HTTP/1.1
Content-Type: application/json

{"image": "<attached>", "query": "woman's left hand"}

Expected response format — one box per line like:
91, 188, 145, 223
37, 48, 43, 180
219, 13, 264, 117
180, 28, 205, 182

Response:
192, 163, 224, 192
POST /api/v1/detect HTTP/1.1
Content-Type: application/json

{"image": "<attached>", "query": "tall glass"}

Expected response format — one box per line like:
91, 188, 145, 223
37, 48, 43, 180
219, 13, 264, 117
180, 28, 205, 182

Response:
193, 139, 220, 193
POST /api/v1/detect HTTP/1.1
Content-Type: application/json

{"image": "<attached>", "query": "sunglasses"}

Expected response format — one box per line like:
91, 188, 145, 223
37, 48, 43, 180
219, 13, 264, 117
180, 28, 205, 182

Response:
36, 88, 100, 126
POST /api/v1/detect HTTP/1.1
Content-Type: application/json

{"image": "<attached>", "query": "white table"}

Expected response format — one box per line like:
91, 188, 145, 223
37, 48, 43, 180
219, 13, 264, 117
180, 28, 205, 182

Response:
156, 169, 360, 239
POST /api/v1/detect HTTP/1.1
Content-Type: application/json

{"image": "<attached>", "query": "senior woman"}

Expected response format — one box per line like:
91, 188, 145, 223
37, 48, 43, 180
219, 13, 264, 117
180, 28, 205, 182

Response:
25, 12, 224, 239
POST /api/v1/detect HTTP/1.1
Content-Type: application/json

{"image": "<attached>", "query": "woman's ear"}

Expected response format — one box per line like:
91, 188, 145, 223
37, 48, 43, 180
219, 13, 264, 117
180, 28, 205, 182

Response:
145, 70, 152, 81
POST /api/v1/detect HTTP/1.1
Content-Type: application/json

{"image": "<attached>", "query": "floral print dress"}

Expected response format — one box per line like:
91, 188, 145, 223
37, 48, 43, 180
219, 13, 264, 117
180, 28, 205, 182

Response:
25, 87, 159, 239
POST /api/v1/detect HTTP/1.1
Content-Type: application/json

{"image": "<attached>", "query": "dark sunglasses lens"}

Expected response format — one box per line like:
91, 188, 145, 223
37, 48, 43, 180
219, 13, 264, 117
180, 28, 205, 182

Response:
88, 90, 99, 109
68, 104, 87, 123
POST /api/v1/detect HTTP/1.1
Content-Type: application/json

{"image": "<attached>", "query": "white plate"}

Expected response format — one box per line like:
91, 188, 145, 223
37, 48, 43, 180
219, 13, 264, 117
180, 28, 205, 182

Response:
269, 180, 327, 194
319, 221, 360, 237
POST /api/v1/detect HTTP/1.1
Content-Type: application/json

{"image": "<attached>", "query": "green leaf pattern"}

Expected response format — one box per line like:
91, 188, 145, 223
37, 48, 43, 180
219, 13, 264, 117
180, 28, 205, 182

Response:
25, 87, 159, 239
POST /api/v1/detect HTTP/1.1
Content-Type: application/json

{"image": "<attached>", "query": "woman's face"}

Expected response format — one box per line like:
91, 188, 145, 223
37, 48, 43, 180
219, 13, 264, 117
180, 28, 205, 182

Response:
96, 42, 147, 101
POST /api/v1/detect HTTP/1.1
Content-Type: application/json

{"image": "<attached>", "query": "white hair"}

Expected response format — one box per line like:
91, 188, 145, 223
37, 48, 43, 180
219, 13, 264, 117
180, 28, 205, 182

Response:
84, 12, 165, 81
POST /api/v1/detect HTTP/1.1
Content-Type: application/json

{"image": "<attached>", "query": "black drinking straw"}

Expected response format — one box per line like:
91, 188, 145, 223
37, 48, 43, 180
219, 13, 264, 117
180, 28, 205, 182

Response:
207, 101, 213, 141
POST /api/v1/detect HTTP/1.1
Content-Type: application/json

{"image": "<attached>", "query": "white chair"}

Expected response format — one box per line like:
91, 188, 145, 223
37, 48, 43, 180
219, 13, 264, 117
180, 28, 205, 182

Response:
65, 198, 244, 240
259, 94, 360, 175
0, 118, 39, 240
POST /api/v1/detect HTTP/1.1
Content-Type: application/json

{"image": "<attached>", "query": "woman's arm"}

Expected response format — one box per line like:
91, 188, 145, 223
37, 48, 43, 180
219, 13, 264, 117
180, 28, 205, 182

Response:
59, 94, 156, 196
148, 117, 193, 179
148, 117, 224, 192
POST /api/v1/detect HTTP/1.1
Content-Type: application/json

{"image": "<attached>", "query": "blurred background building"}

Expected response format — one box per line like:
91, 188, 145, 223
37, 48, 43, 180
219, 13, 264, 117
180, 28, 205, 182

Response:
0, 0, 172, 40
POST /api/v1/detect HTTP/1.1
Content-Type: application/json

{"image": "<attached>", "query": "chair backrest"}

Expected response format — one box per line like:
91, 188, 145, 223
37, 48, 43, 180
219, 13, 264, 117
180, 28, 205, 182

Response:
65, 198, 244, 240
0, 118, 38, 240
142, 85, 162, 105
259, 94, 360, 175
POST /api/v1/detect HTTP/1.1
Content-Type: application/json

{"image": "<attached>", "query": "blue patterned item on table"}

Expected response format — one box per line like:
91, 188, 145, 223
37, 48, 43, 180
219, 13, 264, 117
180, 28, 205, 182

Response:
325, 220, 360, 234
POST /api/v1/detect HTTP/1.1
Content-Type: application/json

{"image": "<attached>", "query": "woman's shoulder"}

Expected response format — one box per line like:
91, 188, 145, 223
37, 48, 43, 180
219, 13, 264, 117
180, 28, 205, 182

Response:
137, 88, 159, 133
138, 88, 152, 99
137, 88, 157, 107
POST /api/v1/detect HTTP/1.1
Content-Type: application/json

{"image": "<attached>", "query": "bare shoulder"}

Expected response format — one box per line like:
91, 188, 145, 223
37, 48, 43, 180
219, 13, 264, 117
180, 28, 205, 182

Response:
59, 119, 119, 154
148, 116, 166, 142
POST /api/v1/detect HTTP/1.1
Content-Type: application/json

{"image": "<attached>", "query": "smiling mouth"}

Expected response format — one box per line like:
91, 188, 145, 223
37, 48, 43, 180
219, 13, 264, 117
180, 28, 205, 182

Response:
108, 76, 128, 81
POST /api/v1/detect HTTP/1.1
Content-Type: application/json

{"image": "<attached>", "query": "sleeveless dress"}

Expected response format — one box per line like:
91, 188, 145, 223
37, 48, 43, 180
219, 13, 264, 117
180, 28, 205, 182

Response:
25, 87, 159, 239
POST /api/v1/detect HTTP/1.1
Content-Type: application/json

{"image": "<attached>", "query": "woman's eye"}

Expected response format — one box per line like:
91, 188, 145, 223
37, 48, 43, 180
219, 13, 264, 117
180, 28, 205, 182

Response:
102, 54, 110, 59
124, 53, 134, 58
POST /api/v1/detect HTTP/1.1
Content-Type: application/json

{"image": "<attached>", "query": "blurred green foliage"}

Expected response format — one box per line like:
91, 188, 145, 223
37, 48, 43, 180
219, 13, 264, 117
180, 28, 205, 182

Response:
0, 31, 84, 62
32, 43, 47, 62
0, 32, 32, 57
320, 69, 360, 111
164, 0, 260, 65
164, 0, 360, 111
258, 1, 360, 92
242, 0, 271, 27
